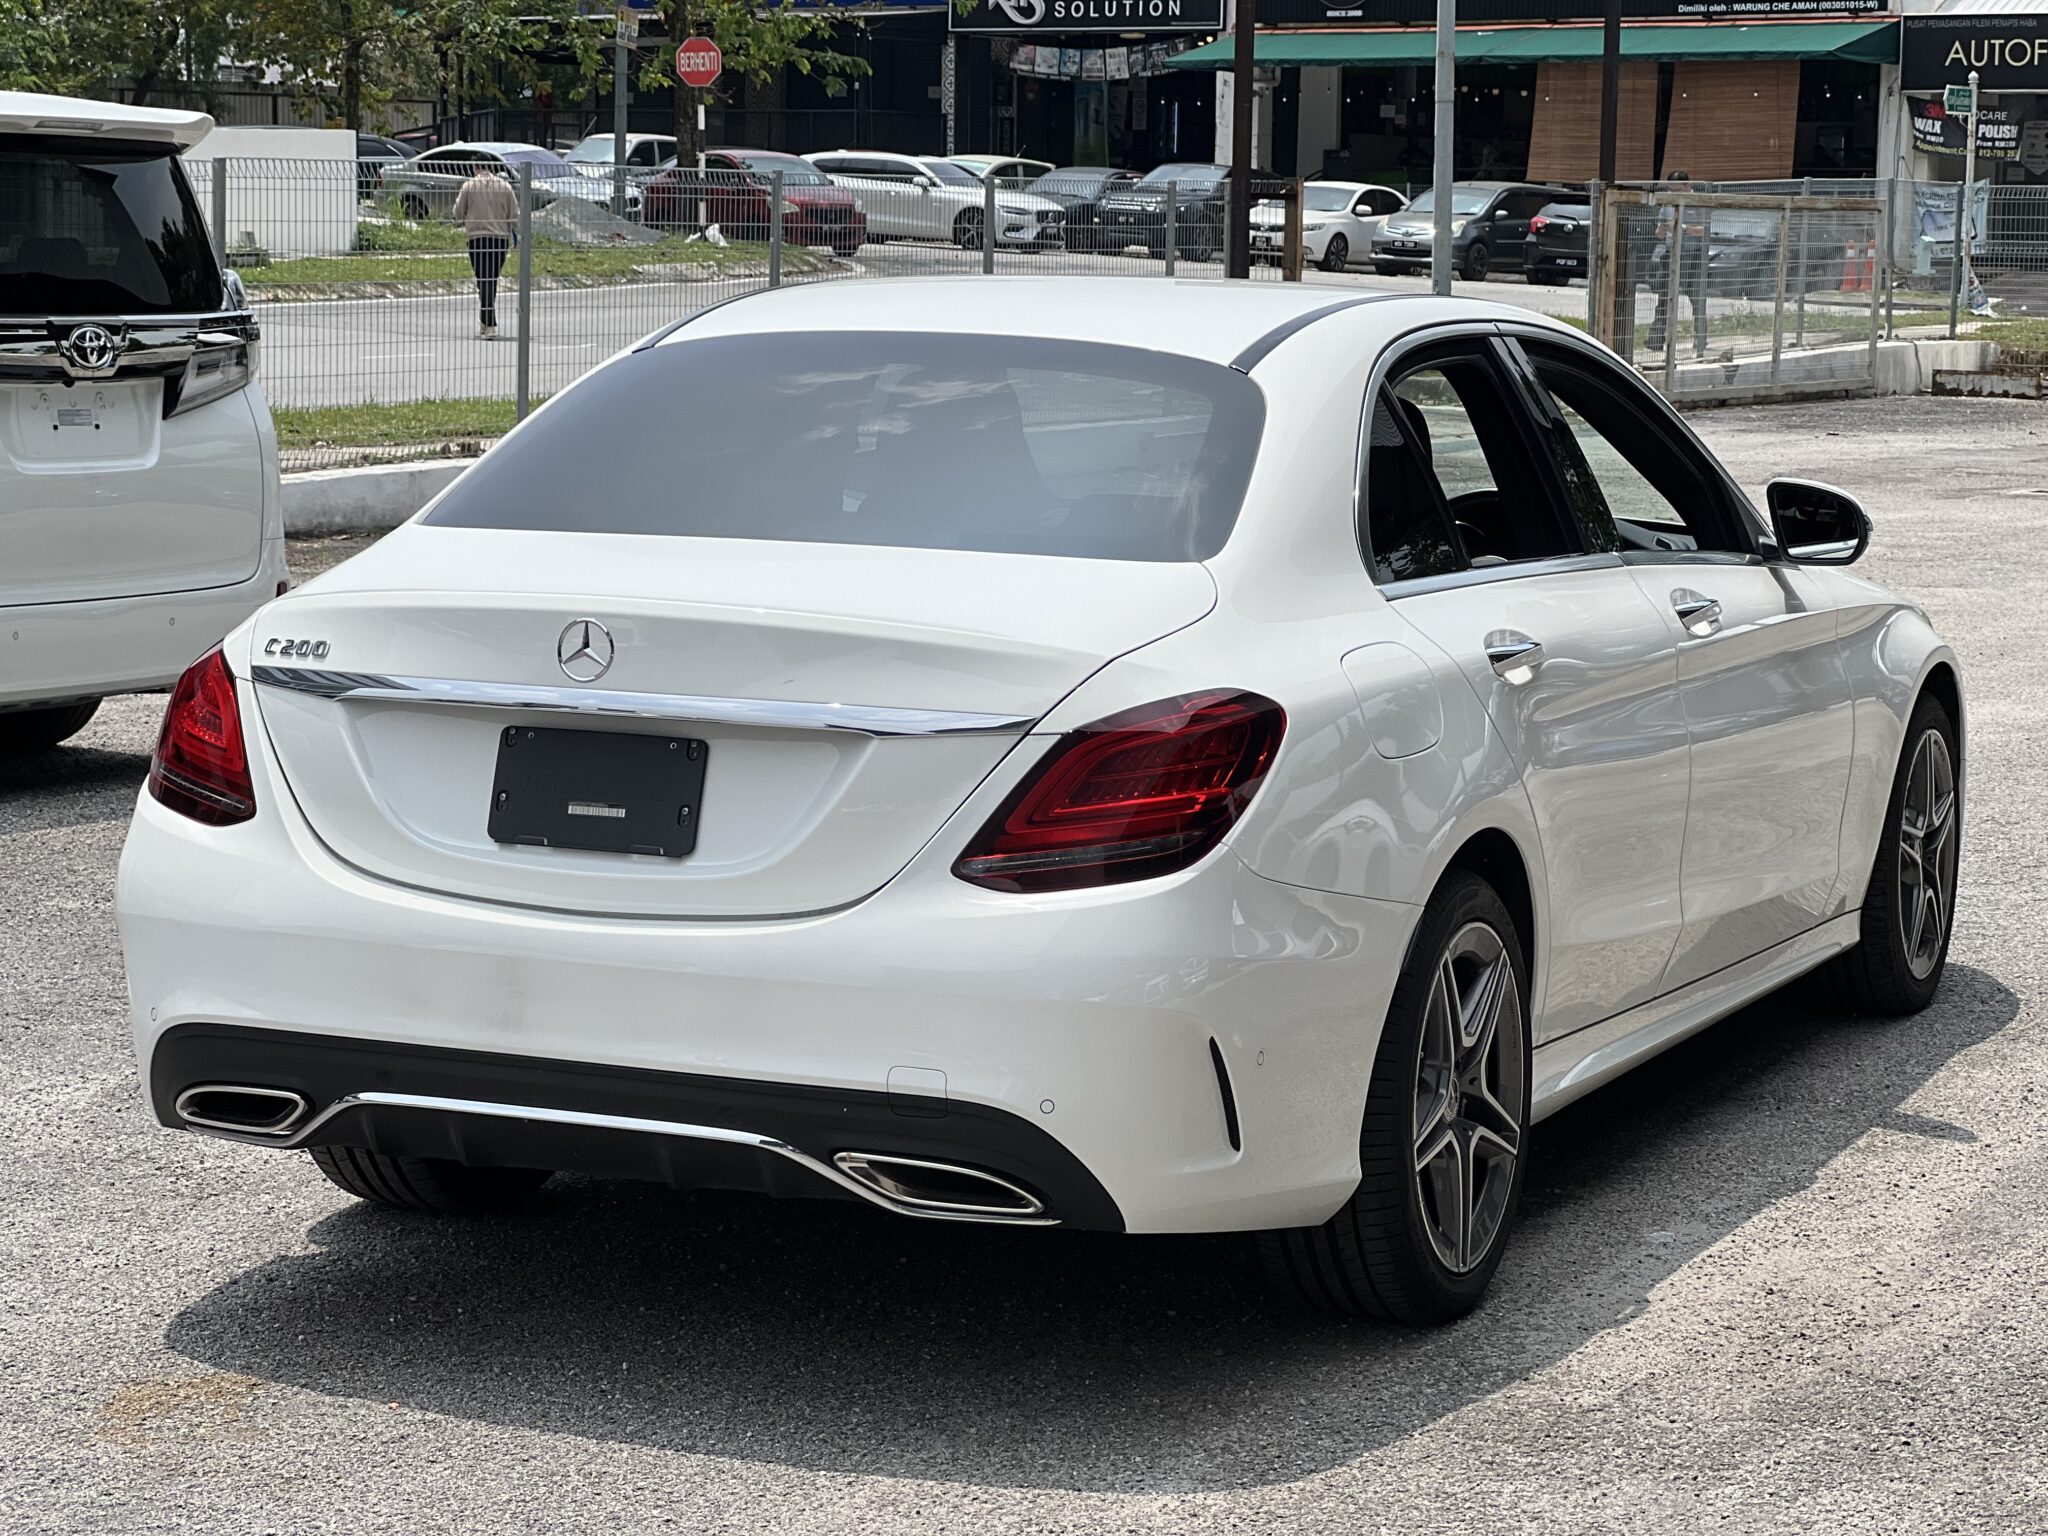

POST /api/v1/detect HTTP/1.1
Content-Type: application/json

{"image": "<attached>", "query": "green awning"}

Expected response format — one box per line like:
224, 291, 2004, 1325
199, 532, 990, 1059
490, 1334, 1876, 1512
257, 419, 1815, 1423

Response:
1165, 20, 1900, 70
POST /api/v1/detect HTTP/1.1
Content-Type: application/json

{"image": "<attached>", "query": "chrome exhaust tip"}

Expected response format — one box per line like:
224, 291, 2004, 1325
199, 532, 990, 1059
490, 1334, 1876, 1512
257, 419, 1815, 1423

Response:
174, 1084, 312, 1139
831, 1152, 1047, 1219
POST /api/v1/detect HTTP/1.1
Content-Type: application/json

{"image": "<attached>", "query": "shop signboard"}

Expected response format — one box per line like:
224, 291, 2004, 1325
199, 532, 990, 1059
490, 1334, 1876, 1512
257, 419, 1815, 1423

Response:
1910, 97, 2018, 162
950, 0, 1224, 33
1903, 15, 2048, 94
1259, 0, 1881, 23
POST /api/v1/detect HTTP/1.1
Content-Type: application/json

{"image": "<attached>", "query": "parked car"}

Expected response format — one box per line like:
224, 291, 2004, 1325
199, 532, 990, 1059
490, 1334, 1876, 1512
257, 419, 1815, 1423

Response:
1371, 181, 1575, 280
643, 148, 865, 254
1024, 165, 1140, 253
949, 154, 1055, 183
1095, 162, 1241, 262
1523, 201, 1592, 284
1251, 180, 1408, 272
117, 278, 1962, 1325
0, 91, 284, 754
355, 132, 413, 199
381, 142, 638, 221
806, 150, 1063, 249
565, 132, 677, 171
1643, 208, 1845, 300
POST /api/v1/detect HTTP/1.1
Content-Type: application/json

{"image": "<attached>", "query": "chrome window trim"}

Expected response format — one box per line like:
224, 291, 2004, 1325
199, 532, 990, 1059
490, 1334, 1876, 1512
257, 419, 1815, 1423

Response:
1379, 552, 1624, 601
250, 664, 1036, 738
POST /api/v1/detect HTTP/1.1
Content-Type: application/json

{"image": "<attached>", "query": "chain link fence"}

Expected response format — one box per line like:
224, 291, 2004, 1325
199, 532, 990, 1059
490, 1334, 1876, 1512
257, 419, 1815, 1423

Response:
187, 157, 1309, 472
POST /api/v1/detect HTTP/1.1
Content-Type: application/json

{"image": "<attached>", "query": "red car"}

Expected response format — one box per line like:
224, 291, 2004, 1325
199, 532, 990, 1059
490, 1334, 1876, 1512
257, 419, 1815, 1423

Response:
644, 148, 865, 255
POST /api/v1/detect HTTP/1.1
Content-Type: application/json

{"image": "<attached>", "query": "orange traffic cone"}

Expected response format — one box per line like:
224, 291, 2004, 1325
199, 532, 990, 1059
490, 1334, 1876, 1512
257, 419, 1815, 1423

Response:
1861, 237, 1878, 292
1840, 237, 1865, 292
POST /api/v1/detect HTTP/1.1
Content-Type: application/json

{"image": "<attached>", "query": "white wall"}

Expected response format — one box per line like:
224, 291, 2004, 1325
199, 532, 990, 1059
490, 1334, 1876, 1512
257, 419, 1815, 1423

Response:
183, 126, 357, 258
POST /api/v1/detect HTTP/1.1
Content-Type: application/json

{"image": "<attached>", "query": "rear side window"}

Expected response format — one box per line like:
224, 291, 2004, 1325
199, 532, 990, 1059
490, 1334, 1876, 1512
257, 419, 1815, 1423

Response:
0, 139, 221, 314
427, 331, 1267, 562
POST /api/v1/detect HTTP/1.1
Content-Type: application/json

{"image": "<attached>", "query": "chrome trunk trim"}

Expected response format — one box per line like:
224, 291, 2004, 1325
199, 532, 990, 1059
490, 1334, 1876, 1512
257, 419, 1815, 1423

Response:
250, 665, 1037, 738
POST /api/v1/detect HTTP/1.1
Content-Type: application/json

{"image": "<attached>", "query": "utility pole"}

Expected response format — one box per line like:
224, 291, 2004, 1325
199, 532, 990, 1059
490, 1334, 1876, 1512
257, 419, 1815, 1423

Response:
1227, 0, 1255, 279
1960, 67, 1980, 312
1431, 0, 1454, 295
1597, 0, 1620, 184
612, 7, 635, 219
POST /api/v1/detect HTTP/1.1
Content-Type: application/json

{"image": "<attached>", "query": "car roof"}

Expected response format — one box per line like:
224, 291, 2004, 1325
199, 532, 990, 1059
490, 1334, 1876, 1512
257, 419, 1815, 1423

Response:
432, 141, 555, 156
0, 89, 213, 149
576, 131, 673, 143
657, 276, 1577, 369
1307, 180, 1399, 194
807, 149, 918, 161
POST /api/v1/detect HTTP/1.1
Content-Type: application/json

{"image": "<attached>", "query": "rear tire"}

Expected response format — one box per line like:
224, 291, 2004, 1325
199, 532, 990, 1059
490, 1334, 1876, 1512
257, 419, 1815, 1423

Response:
1259, 870, 1530, 1323
954, 209, 984, 251
309, 1146, 551, 1215
1319, 234, 1350, 273
1525, 265, 1550, 284
1828, 692, 1960, 1015
0, 699, 100, 753
1374, 261, 1403, 277
1460, 242, 1491, 281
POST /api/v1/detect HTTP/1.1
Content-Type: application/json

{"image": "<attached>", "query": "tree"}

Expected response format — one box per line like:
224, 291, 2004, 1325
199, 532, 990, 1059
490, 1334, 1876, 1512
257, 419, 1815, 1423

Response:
0, 0, 239, 104
644, 0, 869, 164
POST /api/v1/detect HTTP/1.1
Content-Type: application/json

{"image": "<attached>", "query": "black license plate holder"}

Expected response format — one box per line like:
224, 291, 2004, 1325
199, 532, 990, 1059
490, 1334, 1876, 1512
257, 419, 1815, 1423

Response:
487, 725, 707, 858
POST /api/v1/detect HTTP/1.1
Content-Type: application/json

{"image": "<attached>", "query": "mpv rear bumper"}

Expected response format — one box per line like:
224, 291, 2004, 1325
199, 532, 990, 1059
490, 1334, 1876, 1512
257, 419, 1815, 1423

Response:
1, 548, 284, 710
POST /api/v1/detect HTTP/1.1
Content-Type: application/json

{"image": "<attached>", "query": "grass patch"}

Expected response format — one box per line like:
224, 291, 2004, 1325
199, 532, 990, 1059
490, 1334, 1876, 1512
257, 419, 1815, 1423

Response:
248, 235, 814, 288
272, 398, 527, 451
1965, 316, 2048, 355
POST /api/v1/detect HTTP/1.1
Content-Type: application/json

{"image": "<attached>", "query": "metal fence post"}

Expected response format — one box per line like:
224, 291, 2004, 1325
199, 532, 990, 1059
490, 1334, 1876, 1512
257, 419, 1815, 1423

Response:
1794, 178, 1811, 347
982, 175, 997, 275
1585, 180, 1602, 334
1282, 179, 1304, 280
1883, 177, 1897, 340
516, 163, 533, 422
769, 170, 784, 288
1949, 180, 1966, 339
1164, 183, 1177, 277
1768, 207, 1791, 387
211, 157, 228, 265
1662, 192, 1680, 391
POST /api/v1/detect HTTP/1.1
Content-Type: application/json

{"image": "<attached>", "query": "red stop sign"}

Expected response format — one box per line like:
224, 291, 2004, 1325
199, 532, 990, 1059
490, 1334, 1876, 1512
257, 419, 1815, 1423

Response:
675, 37, 722, 90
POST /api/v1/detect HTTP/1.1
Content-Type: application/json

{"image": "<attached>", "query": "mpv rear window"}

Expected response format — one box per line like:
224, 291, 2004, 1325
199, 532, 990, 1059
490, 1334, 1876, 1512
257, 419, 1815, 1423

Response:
426, 332, 1266, 562
0, 139, 221, 314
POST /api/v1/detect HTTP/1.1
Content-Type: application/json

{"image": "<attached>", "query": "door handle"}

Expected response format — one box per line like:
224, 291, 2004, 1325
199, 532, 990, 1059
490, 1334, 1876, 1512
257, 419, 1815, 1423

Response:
1484, 632, 1544, 681
1671, 590, 1722, 636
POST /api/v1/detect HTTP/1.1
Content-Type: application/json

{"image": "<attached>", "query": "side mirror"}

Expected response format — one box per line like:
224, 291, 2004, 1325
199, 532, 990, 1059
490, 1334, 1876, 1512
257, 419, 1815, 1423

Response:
1767, 478, 1870, 564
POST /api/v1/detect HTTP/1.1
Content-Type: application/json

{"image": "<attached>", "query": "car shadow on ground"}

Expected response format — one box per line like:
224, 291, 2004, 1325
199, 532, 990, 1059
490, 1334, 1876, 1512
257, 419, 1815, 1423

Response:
165, 962, 2016, 1494
0, 745, 152, 832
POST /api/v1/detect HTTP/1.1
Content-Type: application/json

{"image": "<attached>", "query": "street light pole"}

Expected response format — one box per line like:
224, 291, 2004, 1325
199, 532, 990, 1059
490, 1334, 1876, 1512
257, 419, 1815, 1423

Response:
1960, 67, 1980, 312
1597, 0, 1620, 185
1431, 0, 1455, 295
1227, 0, 1256, 279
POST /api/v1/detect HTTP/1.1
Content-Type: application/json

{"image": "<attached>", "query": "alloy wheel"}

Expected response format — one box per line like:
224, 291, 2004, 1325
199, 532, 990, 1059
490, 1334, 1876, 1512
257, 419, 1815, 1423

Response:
1413, 921, 1526, 1274
1896, 726, 1958, 980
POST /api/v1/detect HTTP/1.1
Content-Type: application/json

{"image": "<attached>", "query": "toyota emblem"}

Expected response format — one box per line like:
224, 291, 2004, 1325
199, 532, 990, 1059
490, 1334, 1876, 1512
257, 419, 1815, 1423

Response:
60, 323, 121, 374
556, 618, 615, 682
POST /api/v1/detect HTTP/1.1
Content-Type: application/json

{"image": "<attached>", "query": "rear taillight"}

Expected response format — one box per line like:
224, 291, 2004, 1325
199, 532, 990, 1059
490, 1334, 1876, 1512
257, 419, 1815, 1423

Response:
953, 691, 1285, 893
1528, 215, 1550, 233
148, 646, 256, 826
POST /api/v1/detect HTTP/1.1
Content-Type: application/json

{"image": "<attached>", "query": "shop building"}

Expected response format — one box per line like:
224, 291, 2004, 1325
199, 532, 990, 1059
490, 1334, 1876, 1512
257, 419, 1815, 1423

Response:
1165, 0, 1900, 185
1891, 2, 2048, 185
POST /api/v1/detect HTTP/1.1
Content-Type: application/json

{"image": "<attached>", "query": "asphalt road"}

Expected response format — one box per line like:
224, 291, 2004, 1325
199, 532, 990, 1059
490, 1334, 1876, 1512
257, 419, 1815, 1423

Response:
3, 398, 2044, 1533
257, 244, 1613, 411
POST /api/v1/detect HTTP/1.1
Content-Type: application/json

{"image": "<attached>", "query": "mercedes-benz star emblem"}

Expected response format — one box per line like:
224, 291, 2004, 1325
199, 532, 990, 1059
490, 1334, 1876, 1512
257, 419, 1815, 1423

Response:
556, 618, 615, 682
59, 324, 120, 374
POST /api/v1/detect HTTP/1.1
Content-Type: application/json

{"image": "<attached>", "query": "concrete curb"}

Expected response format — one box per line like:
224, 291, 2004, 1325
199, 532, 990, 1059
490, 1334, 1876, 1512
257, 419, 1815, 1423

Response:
282, 458, 470, 534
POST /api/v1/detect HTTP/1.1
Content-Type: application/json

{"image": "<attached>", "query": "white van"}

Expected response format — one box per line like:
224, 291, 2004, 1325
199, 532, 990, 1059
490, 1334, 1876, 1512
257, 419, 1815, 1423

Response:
1, 92, 285, 752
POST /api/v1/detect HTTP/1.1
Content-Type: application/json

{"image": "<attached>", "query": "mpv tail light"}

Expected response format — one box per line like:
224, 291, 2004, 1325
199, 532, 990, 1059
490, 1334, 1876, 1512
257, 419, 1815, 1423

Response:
148, 647, 256, 826
1528, 215, 1550, 233
954, 691, 1284, 893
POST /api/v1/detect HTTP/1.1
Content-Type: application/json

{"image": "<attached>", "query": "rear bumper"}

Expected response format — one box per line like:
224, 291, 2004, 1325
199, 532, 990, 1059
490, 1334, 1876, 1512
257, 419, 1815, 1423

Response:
0, 548, 284, 711
118, 713, 1417, 1233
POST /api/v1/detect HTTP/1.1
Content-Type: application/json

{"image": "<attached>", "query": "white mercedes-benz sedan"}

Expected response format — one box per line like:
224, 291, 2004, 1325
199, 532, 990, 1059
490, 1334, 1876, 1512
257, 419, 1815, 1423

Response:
118, 278, 1962, 1323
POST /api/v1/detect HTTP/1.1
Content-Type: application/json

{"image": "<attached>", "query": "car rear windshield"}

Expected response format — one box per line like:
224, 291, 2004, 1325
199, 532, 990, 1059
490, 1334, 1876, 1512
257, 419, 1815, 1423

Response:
1538, 203, 1591, 220
1142, 163, 1225, 185
425, 331, 1266, 562
0, 139, 221, 314
730, 153, 829, 186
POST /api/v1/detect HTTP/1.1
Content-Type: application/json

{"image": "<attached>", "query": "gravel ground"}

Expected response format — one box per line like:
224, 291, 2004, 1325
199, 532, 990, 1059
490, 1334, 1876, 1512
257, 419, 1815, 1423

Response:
2, 400, 2043, 1534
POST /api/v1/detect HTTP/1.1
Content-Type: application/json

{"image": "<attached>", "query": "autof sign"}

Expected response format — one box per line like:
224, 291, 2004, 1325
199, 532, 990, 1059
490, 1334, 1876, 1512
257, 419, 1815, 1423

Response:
1904, 15, 2048, 93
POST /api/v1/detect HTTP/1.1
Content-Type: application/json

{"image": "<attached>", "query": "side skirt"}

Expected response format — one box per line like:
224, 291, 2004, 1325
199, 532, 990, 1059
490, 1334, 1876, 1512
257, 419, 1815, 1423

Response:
1530, 912, 1861, 1122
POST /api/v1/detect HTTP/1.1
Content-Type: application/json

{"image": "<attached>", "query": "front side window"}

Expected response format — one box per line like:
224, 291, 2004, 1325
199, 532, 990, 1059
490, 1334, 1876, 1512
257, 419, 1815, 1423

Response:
427, 332, 1267, 562
1521, 341, 1750, 555
0, 139, 221, 314
1363, 348, 1577, 583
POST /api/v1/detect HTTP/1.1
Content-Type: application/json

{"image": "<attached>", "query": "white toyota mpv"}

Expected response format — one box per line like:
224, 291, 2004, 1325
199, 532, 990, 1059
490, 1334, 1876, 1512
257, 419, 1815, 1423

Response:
1, 92, 286, 753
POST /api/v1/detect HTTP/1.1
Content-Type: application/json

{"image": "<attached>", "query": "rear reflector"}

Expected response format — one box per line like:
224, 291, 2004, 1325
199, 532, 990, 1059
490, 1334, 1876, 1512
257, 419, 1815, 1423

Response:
148, 646, 256, 826
953, 690, 1284, 893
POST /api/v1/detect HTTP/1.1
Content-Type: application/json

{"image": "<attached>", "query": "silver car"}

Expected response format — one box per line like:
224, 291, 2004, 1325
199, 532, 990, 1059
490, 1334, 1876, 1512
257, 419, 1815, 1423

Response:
379, 141, 639, 221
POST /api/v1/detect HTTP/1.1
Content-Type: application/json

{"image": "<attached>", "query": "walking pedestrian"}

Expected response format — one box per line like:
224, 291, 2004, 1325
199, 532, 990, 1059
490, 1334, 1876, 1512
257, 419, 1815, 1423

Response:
452, 164, 518, 339
1644, 169, 1707, 355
